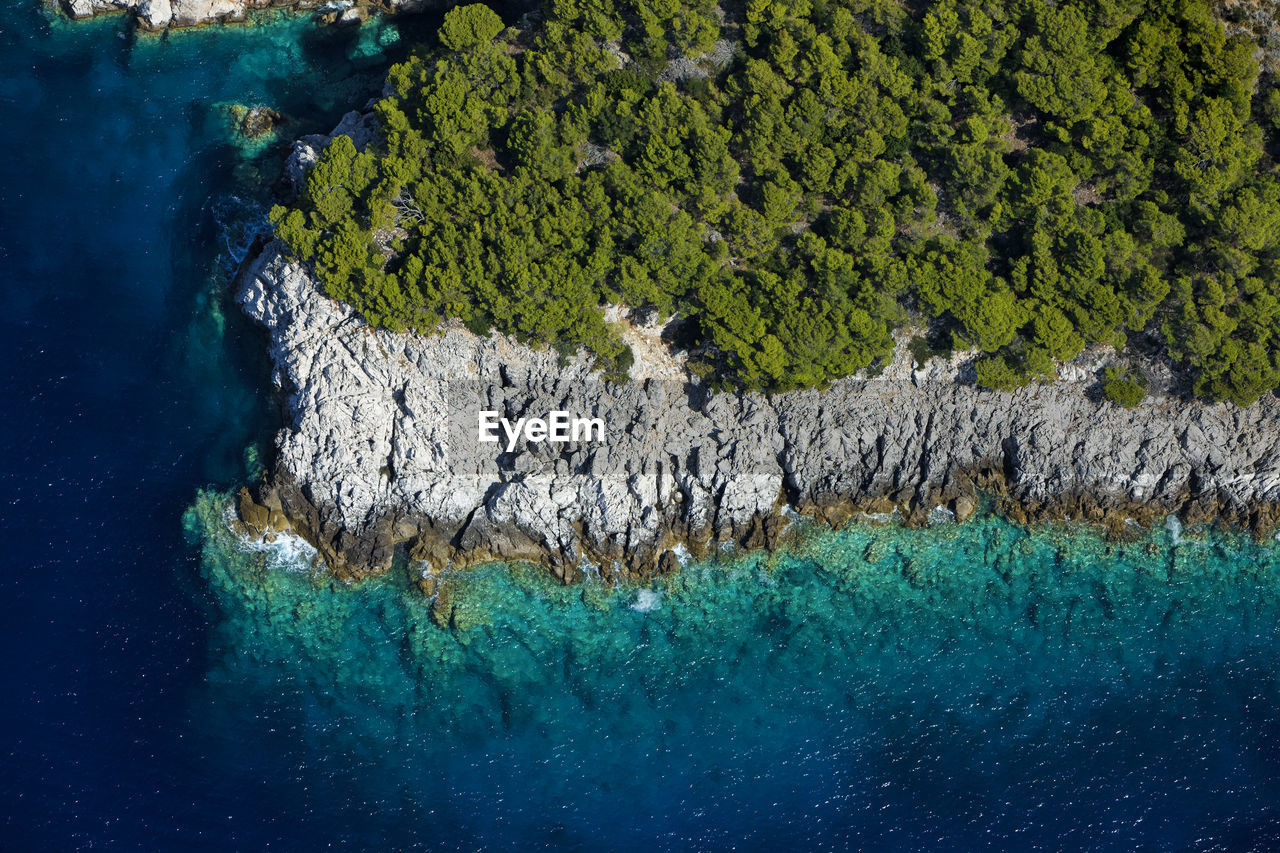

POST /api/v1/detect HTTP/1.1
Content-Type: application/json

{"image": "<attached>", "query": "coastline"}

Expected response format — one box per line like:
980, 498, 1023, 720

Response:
66, 0, 1280, 590
232, 234, 1280, 589
213, 0, 1280, 590
58, 0, 430, 34
17, 2, 1280, 846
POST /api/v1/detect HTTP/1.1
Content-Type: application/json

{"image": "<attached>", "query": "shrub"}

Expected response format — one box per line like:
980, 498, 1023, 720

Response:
975, 355, 1029, 392
1102, 366, 1146, 408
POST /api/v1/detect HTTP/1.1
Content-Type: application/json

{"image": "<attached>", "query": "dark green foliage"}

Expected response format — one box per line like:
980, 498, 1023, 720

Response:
272, 0, 1280, 400
1102, 365, 1147, 407
438, 3, 503, 50
975, 354, 1030, 391
604, 345, 635, 384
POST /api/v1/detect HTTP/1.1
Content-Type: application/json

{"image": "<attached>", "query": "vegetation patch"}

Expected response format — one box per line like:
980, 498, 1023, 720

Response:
274, 0, 1280, 401
1102, 364, 1148, 407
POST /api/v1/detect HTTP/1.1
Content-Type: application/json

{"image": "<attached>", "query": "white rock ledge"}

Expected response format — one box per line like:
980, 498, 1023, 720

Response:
63, 0, 432, 32
235, 238, 1280, 583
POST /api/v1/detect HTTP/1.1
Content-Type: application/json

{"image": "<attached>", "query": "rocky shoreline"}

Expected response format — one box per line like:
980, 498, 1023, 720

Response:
233, 232, 1280, 592
72, 0, 1280, 597
62, 0, 426, 34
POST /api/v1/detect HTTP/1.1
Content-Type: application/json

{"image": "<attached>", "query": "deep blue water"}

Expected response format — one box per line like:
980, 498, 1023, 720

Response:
4, 5, 1280, 851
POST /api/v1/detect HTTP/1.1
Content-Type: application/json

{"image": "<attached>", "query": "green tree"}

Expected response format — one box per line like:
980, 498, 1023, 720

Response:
1102, 365, 1146, 407
439, 4, 504, 51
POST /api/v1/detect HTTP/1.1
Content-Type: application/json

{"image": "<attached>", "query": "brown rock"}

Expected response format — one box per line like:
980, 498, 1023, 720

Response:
227, 104, 284, 140
236, 487, 270, 533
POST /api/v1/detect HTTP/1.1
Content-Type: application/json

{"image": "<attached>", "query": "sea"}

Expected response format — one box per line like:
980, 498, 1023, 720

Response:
3, 3, 1280, 850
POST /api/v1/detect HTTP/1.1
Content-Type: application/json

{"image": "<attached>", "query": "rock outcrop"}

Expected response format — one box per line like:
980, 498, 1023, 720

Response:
230, 104, 284, 139
235, 239, 1280, 585
1216, 0, 1280, 74
64, 0, 432, 33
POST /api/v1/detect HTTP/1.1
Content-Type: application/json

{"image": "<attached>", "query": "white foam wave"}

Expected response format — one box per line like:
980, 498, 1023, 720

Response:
630, 589, 662, 613
223, 503, 318, 572
239, 531, 318, 572
857, 509, 900, 524
928, 505, 956, 526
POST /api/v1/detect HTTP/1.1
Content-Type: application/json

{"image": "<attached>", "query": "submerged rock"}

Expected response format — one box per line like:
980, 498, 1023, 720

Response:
239, 105, 283, 139
225, 104, 284, 141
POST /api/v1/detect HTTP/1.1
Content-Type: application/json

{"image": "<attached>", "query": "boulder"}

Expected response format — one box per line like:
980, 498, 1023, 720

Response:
138, 0, 172, 29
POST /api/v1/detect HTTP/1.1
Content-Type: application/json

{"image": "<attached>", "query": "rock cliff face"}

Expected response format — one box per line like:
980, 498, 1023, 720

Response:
236, 239, 1280, 585
64, 0, 430, 33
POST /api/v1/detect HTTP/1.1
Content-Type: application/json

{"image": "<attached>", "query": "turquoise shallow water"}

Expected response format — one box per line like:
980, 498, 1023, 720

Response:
4, 3, 1280, 849
187, 493, 1280, 850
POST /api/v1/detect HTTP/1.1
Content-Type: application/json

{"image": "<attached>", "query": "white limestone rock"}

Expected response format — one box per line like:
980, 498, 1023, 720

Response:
138, 0, 172, 29
169, 0, 241, 26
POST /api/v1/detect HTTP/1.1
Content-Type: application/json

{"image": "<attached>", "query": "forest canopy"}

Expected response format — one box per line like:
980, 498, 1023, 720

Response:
272, 0, 1280, 403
